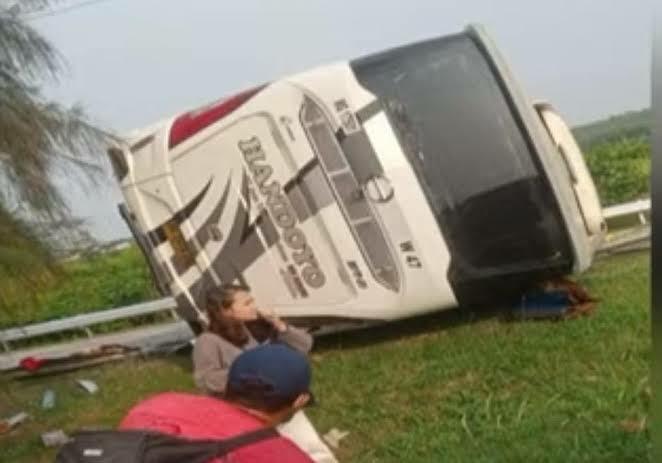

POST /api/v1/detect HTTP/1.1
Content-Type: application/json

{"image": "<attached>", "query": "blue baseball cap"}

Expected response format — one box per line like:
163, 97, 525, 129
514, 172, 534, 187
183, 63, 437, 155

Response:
227, 344, 314, 409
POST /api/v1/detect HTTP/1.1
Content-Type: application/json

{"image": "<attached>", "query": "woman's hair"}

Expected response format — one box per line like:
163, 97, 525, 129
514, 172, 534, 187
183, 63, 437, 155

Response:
205, 284, 251, 347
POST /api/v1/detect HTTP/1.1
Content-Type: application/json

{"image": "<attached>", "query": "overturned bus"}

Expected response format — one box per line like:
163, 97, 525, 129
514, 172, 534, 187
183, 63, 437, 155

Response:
108, 24, 605, 332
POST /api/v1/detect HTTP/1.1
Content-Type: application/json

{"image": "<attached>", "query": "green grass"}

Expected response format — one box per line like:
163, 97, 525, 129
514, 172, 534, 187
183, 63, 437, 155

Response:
0, 251, 650, 462
585, 137, 650, 206
0, 245, 159, 329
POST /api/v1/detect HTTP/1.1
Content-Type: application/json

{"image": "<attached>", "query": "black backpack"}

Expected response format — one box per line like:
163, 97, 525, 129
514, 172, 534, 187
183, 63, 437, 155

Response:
55, 427, 279, 463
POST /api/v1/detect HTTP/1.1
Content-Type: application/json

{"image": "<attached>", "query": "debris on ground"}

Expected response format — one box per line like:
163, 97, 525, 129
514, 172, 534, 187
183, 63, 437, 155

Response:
619, 416, 647, 433
41, 389, 56, 409
19, 356, 46, 372
15, 344, 141, 377
0, 412, 29, 434
511, 277, 597, 321
41, 429, 71, 447
322, 428, 350, 449
76, 379, 99, 394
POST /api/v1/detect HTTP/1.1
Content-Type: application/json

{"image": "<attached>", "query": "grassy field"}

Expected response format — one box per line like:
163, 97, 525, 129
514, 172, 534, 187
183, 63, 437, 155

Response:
0, 250, 650, 462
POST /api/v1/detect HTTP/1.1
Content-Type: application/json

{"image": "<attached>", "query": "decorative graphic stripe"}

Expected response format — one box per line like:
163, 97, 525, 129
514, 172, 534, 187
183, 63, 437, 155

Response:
170, 177, 233, 274
147, 178, 213, 245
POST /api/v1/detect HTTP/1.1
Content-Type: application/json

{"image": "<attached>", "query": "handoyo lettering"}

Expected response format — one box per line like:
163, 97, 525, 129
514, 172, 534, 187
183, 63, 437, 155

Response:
239, 136, 326, 288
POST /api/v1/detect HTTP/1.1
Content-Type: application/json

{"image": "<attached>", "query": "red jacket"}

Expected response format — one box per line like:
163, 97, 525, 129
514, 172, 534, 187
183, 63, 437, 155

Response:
119, 392, 314, 463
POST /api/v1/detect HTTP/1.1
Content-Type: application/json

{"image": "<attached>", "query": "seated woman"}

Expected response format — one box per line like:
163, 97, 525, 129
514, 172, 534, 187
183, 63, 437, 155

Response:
193, 284, 336, 463
193, 284, 313, 394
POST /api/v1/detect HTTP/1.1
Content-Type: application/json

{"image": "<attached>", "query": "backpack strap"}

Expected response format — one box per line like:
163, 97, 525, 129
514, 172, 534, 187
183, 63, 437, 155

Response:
140, 427, 280, 463
214, 427, 280, 457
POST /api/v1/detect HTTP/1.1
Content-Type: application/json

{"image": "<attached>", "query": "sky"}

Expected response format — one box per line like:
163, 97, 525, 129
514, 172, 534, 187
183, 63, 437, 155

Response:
31, 0, 654, 242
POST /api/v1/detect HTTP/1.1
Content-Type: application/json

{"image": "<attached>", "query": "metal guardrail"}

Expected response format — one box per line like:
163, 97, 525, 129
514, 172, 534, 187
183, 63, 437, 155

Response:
598, 225, 651, 255
0, 320, 194, 373
598, 198, 651, 256
0, 297, 177, 352
603, 198, 650, 228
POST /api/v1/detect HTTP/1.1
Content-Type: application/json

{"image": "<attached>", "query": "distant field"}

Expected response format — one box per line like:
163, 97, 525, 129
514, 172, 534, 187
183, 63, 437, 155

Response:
573, 108, 651, 151
585, 136, 650, 206
0, 246, 158, 329
0, 251, 650, 462
572, 107, 651, 207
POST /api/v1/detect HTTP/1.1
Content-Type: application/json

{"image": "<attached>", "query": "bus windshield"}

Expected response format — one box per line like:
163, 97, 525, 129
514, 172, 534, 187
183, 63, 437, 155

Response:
352, 33, 572, 292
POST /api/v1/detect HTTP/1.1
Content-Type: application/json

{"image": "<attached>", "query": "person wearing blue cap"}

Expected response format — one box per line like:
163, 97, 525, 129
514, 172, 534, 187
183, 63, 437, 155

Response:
190, 284, 337, 462
225, 344, 315, 424
120, 344, 320, 462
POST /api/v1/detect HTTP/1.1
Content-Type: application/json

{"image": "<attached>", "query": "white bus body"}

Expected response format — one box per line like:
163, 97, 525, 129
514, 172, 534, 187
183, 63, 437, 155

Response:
108, 25, 605, 331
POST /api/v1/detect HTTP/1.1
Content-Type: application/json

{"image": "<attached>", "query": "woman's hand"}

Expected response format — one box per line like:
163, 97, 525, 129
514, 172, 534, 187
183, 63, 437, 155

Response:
257, 307, 288, 333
